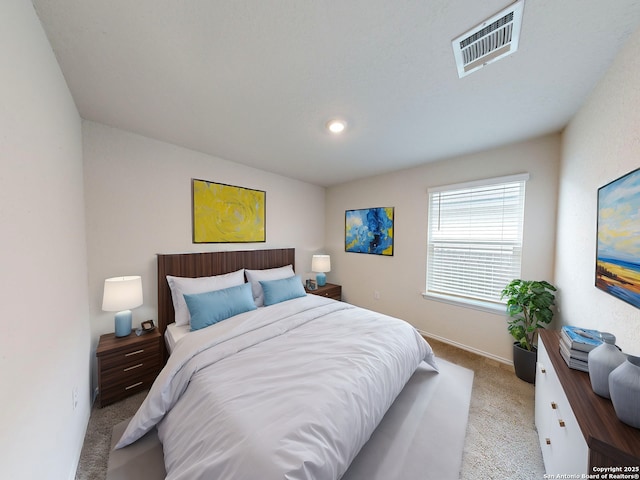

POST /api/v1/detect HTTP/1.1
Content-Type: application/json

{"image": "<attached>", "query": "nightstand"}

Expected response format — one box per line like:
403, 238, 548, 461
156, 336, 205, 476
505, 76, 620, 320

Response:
306, 282, 342, 301
96, 329, 162, 408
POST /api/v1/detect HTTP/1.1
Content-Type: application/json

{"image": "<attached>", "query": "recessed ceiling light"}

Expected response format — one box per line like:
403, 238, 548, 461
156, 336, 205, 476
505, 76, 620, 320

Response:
326, 119, 347, 134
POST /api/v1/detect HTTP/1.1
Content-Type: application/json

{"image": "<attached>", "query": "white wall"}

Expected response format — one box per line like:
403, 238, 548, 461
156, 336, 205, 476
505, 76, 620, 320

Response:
83, 121, 326, 386
0, 2, 90, 479
556, 27, 640, 356
326, 134, 560, 363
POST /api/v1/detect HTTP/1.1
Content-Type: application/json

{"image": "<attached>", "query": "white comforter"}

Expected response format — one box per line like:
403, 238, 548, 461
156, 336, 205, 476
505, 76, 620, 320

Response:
116, 295, 437, 480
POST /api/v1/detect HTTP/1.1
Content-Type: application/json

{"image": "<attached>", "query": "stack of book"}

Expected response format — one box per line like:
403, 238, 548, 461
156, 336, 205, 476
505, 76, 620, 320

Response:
559, 325, 603, 372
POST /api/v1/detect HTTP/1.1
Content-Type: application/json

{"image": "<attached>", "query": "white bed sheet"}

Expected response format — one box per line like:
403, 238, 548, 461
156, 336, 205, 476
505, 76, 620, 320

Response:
118, 295, 437, 480
165, 307, 271, 354
164, 322, 190, 354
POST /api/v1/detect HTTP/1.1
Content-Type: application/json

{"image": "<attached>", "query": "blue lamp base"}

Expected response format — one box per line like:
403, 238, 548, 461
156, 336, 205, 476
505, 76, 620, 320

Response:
114, 310, 133, 337
316, 272, 327, 287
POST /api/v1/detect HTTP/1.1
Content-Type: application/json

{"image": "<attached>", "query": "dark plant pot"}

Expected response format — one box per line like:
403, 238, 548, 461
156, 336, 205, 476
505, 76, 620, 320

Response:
513, 342, 538, 384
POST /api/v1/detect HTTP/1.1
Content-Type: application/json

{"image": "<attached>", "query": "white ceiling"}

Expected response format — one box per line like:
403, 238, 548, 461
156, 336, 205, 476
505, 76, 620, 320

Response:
32, 1, 640, 187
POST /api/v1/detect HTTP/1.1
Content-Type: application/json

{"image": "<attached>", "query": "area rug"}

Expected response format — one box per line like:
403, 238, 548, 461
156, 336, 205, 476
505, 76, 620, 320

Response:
107, 359, 473, 480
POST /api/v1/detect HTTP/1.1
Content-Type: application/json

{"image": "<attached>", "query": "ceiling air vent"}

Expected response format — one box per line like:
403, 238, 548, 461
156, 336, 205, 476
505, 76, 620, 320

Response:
452, 0, 524, 78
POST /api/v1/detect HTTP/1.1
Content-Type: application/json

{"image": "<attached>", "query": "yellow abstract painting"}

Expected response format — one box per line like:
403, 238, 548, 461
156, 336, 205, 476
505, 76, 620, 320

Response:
192, 179, 265, 243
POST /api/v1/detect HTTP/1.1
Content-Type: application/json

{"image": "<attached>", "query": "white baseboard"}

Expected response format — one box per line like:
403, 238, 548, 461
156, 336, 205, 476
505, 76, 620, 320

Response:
418, 329, 513, 368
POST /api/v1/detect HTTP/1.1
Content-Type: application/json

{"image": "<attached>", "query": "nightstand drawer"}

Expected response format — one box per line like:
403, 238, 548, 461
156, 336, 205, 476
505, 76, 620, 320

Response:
100, 351, 160, 381
317, 285, 341, 300
99, 370, 158, 406
99, 346, 160, 372
306, 283, 342, 301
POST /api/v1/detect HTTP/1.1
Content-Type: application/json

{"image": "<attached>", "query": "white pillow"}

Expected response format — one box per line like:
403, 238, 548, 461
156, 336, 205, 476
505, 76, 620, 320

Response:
167, 269, 245, 326
245, 265, 295, 307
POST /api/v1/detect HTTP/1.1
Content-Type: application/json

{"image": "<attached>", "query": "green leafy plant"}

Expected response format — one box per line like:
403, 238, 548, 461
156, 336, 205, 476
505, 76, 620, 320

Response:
500, 279, 557, 351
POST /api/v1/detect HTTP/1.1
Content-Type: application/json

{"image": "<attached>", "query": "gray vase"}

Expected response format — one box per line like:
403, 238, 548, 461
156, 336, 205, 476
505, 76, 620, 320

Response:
609, 354, 640, 429
588, 333, 625, 398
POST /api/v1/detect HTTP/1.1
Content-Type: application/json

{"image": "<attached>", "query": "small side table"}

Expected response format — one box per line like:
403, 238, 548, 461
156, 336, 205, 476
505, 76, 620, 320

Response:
305, 282, 342, 301
96, 329, 162, 407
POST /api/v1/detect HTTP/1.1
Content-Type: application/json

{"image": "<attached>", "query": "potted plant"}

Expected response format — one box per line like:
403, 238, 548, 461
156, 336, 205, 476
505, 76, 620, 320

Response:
500, 279, 557, 384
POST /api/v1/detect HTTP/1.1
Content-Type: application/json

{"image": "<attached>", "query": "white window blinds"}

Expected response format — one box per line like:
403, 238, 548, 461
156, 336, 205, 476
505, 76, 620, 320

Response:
426, 174, 528, 305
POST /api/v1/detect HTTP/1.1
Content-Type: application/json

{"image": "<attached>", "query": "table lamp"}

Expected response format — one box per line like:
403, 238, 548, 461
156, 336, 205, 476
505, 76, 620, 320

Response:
102, 276, 143, 337
311, 255, 331, 287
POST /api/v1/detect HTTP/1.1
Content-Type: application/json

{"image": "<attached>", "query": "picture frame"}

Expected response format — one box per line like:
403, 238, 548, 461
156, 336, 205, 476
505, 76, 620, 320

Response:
192, 178, 266, 243
595, 167, 640, 309
306, 279, 317, 291
345, 207, 394, 256
141, 320, 155, 332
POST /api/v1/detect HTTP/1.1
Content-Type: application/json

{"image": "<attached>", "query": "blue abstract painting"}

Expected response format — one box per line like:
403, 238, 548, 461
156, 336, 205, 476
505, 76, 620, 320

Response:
345, 207, 394, 256
596, 167, 640, 309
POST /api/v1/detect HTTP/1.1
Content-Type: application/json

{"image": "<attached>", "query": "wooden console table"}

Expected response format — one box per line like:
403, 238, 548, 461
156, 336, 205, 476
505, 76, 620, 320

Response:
536, 330, 640, 471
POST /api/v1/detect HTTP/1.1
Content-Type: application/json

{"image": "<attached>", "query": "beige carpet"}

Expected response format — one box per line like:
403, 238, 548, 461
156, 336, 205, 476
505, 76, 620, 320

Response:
432, 339, 546, 479
76, 339, 545, 479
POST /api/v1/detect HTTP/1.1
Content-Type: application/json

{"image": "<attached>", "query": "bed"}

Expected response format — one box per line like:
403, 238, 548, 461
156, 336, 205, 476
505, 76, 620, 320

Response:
109, 248, 473, 480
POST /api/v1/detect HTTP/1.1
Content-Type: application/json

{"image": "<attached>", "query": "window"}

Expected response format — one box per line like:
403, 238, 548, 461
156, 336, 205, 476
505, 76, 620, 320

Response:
425, 173, 528, 309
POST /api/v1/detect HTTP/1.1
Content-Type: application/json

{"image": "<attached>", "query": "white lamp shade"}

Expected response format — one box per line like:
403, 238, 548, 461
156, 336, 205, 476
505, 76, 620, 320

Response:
102, 276, 143, 312
311, 255, 331, 273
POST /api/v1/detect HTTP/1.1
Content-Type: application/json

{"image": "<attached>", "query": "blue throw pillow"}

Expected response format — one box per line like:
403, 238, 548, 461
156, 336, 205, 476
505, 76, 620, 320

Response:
260, 275, 307, 306
184, 282, 257, 331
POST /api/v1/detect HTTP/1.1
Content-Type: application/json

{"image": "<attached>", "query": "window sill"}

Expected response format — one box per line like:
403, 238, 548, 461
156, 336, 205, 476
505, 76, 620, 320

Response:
421, 292, 506, 316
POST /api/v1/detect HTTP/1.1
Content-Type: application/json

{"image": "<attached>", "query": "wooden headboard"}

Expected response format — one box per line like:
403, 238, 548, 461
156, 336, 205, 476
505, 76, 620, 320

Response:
157, 248, 295, 336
